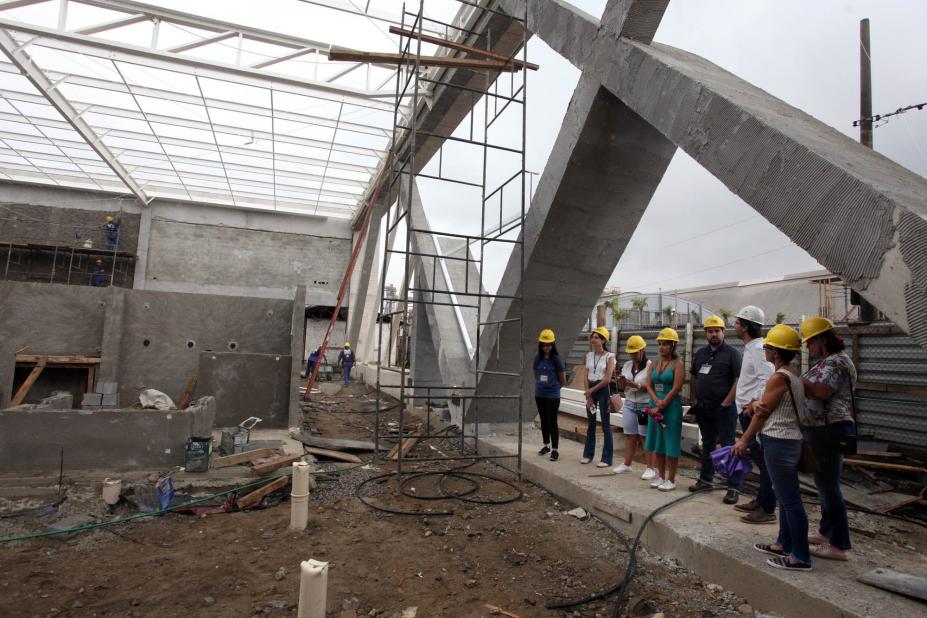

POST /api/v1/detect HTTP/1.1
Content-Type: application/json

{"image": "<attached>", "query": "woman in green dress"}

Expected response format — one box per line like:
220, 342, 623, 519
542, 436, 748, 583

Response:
644, 327, 685, 491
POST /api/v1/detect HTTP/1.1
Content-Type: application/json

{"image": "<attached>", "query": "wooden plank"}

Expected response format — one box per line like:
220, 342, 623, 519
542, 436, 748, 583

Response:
16, 354, 100, 364
178, 375, 197, 410
855, 449, 903, 458
212, 447, 283, 469
301, 434, 380, 452
388, 25, 539, 70
302, 446, 362, 464
250, 453, 306, 476
483, 605, 519, 618
389, 436, 420, 461
10, 359, 46, 406
328, 47, 519, 71
236, 476, 289, 509
845, 459, 927, 473
858, 568, 927, 602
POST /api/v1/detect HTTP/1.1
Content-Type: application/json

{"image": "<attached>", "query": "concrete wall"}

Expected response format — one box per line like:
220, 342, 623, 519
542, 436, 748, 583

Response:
0, 201, 140, 250
198, 352, 291, 428
0, 181, 353, 303
0, 396, 216, 472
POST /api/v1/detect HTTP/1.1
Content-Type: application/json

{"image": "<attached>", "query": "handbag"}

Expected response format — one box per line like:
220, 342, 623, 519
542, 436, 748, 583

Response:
786, 379, 817, 475
825, 377, 858, 456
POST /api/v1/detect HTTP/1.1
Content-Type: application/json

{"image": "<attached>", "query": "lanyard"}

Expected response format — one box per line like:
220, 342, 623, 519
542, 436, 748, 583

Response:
591, 352, 605, 375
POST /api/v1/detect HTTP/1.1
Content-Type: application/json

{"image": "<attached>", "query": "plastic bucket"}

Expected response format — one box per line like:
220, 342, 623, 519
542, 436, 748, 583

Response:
184, 437, 212, 473
102, 478, 122, 505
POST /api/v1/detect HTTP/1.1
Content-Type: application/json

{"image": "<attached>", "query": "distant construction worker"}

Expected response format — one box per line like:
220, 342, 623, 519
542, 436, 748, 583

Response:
689, 315, 743, 503
733, 305, 776, 523
302, 347, 324, 379
90, 259, 107, 287
103, 215, 121, 250
338, 342, 355, 385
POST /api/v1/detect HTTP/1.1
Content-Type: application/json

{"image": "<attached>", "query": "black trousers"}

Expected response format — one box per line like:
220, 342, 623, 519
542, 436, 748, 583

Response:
536, 396, 560, 449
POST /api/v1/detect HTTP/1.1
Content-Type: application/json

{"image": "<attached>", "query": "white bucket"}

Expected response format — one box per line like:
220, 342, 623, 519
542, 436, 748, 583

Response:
102, 478, 122, 505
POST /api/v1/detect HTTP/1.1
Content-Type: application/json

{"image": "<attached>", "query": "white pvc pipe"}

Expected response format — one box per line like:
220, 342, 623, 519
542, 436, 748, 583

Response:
101, 478, 121, 505
297, 559, 328, 618
290, 461, 310, 531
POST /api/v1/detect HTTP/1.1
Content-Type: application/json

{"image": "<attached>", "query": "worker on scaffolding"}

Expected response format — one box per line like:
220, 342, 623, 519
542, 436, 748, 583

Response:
103, 215, 121, 251
338, 342, 355, 385
90, 259, 107, 287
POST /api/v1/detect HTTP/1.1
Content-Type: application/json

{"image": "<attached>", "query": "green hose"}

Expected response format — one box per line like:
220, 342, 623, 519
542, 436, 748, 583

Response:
0, 460, 370, 545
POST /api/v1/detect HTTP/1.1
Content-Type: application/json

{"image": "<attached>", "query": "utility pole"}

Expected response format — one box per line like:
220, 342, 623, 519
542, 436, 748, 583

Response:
855, 17, 878, 323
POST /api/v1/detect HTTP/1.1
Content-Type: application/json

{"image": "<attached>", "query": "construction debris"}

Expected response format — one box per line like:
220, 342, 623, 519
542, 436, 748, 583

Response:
211, 447, 284, 469
858, 568, 927, 602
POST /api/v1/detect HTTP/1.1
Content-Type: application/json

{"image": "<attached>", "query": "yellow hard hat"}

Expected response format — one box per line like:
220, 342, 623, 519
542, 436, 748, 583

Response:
765, 324, 801, 351
591, 326, 610, 342
343, 342, 350, 347
95, 259, 103, 265
625, 335, 646, 353
800, 316, 834, 343
703, 315, 726, 329
656, 327, 679, 342
538, 329, 556, 343
105, 215, 113, 222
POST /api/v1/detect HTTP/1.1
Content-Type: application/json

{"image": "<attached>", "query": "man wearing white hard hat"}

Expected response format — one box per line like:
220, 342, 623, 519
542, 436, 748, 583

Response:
733, 305, 776, 523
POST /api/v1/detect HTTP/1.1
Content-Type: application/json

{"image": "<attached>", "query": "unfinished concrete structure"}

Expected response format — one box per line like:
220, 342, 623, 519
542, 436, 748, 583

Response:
342, 0, 927, 422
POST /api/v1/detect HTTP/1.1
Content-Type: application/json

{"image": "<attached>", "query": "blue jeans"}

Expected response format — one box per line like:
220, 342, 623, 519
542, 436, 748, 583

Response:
763, 435, 811, 565
743, 415, 776, 513
804, 421, 853, 550
696, 404, 740, 487
583, 384, 613, 465
342, 364, 353, 384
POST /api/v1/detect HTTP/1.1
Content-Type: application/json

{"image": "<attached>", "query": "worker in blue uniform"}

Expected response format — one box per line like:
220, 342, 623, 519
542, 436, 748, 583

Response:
338, 342, 356, 385
104, 215, 121, 250
90, 259, 107, 286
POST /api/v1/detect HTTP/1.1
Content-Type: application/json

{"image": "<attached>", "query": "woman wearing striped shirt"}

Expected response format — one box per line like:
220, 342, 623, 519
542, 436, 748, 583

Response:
733, 324, 811, 572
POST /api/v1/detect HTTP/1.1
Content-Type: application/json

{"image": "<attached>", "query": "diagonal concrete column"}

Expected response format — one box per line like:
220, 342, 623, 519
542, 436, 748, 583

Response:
475, 74, 678, 421
345, 200, 384, 351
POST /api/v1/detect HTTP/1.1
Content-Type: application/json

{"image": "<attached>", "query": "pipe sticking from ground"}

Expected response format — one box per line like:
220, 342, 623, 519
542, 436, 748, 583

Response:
290, 461, 310, 531
297, 559, 328, 618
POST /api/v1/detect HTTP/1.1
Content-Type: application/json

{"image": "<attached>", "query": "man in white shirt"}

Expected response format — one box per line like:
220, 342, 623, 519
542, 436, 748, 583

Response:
733, 305, 776, 523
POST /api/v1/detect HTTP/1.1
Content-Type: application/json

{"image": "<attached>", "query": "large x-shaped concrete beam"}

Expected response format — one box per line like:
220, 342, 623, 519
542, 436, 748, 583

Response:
473, 0, 927, 422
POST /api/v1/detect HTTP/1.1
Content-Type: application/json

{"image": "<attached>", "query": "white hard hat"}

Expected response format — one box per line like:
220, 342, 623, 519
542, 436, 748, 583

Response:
736, 305, 765, 325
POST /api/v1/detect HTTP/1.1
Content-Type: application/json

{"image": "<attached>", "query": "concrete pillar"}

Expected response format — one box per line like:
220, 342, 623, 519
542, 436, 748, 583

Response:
345, 200, 384, 352
132, 206, 152, 289
98, 287, 125, 385
289, 285, 306, 427
474, 75, 678, 422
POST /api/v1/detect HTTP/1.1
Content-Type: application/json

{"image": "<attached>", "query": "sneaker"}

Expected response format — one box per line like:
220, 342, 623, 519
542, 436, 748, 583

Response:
649, 477, 665, 488
766, 556, 812, 572
580, 458, 591, 464
741, 509, 776, 525
613, 463, 632, 474
596, 461, 610, 468
754, 543, 787, 557
723, 489, 739, 504
641, 468, 656, 481
734, 499, 759, 513
538, 445, 551, 456
657, 480, 676, 492
550, 450, 559, 462
810, 544, 849, 561
689, 480, 712, 492
808, 531, 828, 545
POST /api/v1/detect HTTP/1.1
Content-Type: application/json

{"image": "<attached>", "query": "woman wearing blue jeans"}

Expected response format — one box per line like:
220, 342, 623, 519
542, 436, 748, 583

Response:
581, 327, 615, 467
734, 324, 812, 571
800, 317, 856, 561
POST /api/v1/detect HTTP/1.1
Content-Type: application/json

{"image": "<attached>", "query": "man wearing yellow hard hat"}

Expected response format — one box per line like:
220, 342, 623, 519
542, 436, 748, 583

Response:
90, 258, 107, 287
103, 214, 121, 250
690, 315, 743, 503
338, 342, 355, 385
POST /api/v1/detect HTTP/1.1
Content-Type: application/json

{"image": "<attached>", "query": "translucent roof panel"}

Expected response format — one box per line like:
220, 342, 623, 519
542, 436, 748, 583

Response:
0, 0, 470, 218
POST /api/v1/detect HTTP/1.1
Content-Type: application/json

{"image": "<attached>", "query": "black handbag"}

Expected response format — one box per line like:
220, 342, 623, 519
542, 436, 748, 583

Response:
825, 378, 858, 456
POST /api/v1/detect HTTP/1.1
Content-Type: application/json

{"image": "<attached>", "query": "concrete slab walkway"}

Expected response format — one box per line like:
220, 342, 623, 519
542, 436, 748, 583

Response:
478, 423, 924, 618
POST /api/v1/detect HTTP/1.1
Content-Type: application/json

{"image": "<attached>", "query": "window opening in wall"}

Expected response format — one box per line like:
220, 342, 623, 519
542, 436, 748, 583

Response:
10, 355, 100, 408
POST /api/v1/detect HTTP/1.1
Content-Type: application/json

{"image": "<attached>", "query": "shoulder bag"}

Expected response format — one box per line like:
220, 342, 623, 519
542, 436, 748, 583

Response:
785, 376, 817, 475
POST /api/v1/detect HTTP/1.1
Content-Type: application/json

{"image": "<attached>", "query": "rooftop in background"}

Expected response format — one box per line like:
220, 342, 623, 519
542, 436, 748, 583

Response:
0, 0, 472, 218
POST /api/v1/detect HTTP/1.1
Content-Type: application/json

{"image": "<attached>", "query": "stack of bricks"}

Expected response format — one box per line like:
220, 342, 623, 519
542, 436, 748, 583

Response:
82, 381, 119, 410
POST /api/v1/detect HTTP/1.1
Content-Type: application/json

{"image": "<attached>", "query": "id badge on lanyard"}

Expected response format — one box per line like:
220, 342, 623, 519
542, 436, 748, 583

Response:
699, 364, 712, 375
655, 383, 665, 394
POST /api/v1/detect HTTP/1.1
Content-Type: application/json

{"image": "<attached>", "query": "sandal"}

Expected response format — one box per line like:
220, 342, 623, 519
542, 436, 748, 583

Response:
753, 543, 786, 557
766, 556, 812, 572
810, 544, 849, 561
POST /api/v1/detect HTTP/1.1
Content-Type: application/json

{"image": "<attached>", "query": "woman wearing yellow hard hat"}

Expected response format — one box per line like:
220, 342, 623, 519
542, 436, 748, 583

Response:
612, 335, 656, 478
581, 326, 616, 467
534, 329, 566, 462
799, 316, 857, 562
643, 327, 684, 491
733, 324, 813, 572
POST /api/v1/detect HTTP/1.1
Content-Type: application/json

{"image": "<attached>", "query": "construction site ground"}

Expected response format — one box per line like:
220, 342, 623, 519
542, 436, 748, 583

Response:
0, 382, 924, 617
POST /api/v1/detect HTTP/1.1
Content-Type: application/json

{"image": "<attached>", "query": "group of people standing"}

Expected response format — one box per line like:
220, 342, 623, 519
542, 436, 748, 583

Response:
533, 308, 857, 573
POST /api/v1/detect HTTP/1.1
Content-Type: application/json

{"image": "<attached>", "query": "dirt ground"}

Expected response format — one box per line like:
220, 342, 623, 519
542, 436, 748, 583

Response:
0, 383, 924, 617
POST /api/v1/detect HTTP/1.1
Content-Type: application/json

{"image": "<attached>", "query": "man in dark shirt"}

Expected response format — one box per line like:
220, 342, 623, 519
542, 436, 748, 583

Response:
689, 315, 742, 503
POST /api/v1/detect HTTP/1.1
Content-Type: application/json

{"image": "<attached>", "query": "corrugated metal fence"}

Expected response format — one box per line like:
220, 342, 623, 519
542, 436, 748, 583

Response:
569, 323, 927, 450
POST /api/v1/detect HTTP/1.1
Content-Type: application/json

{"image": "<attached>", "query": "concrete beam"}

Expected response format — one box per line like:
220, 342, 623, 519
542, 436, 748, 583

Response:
289, 285, 306, 427
475, 75, 677, 421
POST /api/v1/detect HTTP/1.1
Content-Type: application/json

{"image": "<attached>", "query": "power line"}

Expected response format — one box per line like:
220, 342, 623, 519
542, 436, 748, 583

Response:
852, 101, 926, 127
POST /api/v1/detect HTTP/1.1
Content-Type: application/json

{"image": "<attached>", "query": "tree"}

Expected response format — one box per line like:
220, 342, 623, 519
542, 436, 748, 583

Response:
690, 309, 701, 325
718, 308, 733, 325
775, 311, 786, 324
631, 297, 648, 327
610, 298, 631, 327
662, 305, 673, 326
